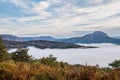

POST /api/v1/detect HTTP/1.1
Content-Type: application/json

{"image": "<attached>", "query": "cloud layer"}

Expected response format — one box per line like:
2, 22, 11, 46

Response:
0, 0, 120, 37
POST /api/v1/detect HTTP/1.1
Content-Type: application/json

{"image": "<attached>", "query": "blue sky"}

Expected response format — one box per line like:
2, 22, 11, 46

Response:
0, 0, 120, 38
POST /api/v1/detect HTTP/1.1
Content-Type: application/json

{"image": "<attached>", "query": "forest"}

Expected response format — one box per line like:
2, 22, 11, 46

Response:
0, 37, 120, 80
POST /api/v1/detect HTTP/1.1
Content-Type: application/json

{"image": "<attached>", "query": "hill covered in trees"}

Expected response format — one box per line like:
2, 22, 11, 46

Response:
3, 40, 96, 49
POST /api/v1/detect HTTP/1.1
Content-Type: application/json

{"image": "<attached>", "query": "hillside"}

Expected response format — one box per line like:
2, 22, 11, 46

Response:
3, 40, 96, 49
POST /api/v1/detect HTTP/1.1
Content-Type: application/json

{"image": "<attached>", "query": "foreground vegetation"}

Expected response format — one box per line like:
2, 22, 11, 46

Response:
0, 37, 120, 80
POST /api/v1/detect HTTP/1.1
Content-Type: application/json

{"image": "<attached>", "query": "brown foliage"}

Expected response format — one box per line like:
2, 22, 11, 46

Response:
0, 61, 120, 80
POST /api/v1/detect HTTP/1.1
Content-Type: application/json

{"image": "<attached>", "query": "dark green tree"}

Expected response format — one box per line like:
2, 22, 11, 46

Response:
0, 37, 11, 61
40, 54, 57, 67
109, 60, 120, 69
11, 48, 32, 62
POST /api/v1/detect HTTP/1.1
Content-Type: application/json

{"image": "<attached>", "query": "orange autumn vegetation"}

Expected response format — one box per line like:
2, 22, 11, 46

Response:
0, 59, 120, 80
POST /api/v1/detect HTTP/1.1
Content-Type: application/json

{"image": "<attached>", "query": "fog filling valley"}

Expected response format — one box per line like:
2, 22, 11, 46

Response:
8, 43, 120, 67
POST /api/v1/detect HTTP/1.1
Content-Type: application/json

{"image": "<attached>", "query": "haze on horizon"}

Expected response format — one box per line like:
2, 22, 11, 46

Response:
0, 0, 120, 38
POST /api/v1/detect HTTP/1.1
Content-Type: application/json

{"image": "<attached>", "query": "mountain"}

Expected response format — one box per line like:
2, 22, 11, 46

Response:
1, 31, 120, 44
0, 34, 56, 41
20, 36, 56, 41
61, 31, 120, 44
0, 34, 19, 41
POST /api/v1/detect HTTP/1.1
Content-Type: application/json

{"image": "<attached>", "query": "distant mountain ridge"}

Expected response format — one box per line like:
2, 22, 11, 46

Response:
1, 31, 120, 45
0, 34, 56, 41
61, 31, 120, 44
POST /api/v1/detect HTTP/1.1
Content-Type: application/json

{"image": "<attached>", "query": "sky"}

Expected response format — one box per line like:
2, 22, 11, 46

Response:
0, 0, 120, 38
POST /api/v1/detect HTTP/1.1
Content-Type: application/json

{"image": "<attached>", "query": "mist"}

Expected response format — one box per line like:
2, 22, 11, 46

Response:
8, 43, 120, 67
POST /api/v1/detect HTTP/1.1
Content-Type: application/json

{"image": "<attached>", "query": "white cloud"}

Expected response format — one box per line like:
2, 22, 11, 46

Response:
17, 14, 51, 22
34, 1, 49, 10
0, 0, 120, 37
85, 0, 103, 4
30, 1, 51, 19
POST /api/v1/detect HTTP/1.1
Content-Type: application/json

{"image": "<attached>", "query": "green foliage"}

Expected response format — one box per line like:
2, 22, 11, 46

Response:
40, 54, 57, 67
109, 60, 120, 69
11, 48, 32, 62
0, 37, 11, 61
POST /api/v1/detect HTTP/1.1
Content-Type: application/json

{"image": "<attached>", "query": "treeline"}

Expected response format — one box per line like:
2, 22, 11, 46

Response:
0, 37, 120, 80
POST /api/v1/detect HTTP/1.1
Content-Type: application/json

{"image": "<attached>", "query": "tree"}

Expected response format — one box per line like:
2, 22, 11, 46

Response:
11, 48, 32, 62
40, 54, 57, 66
0, 37, 11, 61
109, 60, 120, 69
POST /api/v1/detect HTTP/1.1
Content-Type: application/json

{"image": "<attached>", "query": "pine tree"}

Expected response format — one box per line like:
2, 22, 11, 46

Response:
11, 48, 32, 62
0, 37, 11, 61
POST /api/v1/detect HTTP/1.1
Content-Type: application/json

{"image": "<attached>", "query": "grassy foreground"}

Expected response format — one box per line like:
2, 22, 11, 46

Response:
0, 58, 120, 80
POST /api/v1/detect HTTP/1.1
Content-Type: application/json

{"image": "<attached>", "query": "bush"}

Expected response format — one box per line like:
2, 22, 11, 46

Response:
40, 54, 57, 67
109, 60, 120, 69
11, 48, 32, 62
